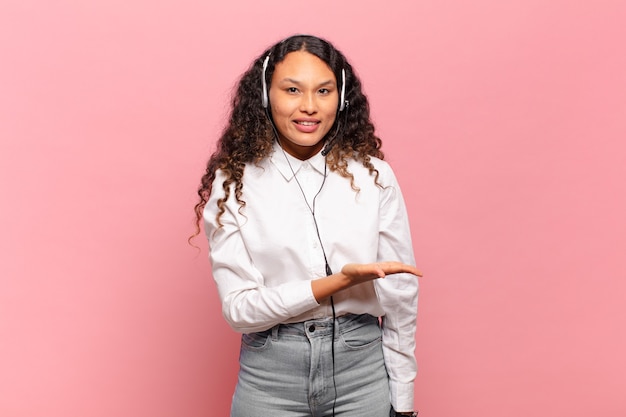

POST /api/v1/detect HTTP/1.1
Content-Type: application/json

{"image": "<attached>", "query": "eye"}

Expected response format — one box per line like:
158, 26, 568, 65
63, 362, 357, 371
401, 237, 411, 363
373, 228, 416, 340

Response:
286, 87, 299, 94
318, 88, 330, 95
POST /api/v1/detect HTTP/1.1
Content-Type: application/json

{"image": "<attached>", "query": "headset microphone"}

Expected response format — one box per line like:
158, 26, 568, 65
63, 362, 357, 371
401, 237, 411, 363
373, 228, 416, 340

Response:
321, 99, 349, 156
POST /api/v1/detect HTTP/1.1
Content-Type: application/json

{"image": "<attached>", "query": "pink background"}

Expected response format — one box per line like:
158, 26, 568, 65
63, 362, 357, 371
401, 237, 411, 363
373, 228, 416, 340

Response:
1, 1, 625, 416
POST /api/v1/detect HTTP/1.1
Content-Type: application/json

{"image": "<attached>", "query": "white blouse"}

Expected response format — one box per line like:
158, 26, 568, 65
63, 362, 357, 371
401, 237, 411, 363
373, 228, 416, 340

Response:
204, 141, 419, 411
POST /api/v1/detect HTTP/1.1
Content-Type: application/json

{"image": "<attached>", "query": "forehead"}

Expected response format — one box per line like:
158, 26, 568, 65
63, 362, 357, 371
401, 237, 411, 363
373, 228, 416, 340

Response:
272, 50, 336, 83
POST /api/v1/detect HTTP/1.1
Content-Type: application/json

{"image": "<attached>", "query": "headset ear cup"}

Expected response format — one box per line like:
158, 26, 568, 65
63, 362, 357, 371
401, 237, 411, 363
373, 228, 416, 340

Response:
339, 68, 346, 112
261, 54, 270, 108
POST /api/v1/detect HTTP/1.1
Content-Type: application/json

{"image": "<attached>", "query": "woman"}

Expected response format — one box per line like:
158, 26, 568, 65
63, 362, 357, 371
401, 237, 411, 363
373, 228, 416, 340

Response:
193, 35, 421, 417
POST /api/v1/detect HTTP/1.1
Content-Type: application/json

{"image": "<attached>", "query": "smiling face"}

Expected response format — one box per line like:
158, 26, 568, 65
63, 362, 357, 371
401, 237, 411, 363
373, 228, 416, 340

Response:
269, 50, 339, 160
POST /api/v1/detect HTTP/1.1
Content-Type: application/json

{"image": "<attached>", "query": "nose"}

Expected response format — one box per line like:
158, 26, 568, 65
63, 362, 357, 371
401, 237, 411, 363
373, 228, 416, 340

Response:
299, 92, 317, 114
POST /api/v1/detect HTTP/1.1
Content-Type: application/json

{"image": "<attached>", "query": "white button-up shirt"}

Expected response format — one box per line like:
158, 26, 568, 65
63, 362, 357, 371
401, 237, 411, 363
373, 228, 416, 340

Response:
204, 141, 419, 410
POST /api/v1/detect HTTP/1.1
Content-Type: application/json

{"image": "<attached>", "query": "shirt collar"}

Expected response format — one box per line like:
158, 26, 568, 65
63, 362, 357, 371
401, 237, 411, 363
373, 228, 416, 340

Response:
270, 140, 327, 181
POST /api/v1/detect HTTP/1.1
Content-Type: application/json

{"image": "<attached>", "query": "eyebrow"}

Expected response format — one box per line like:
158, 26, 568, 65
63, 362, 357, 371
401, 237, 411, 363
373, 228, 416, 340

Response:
278, 78, 336, 87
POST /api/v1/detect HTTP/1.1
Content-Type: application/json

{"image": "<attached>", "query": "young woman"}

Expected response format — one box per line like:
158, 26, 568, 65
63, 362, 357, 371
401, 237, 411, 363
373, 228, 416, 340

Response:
193, 35, 421, 417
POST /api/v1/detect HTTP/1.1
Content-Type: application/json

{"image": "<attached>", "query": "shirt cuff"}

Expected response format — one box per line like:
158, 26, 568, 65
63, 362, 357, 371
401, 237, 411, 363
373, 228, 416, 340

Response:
278, 280, 319, 317
390, 379, 414, 413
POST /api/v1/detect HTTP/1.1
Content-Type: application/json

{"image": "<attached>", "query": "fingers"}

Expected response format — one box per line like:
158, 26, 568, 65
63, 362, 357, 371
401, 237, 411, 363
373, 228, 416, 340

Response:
373, 263, 386, 278
341, 263, 384, 281
378, 261, 423, 277
341, 262, 423, 287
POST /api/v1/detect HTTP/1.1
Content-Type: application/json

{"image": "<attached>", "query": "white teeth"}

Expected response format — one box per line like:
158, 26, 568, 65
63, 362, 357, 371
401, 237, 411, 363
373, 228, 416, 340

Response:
297, 121, 316, 126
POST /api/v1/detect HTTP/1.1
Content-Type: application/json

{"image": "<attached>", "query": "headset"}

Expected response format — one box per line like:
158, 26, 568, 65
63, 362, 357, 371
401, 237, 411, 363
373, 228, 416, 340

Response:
262, 52, 349, 157
261, 53, 347, 112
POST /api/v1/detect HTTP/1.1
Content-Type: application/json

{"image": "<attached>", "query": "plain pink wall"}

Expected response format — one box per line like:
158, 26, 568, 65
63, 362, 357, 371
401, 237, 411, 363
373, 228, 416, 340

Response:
1, 1, 625, 416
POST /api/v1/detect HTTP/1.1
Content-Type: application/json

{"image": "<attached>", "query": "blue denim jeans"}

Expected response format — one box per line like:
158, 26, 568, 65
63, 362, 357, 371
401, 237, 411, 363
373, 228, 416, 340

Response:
231, 314, 391, 416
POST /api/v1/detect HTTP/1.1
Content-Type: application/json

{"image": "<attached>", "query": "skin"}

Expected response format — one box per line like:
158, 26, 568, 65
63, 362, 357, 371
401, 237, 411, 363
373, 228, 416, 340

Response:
269, 50, 339, 160
268, 51, 422, 307
311, 262, 423, 303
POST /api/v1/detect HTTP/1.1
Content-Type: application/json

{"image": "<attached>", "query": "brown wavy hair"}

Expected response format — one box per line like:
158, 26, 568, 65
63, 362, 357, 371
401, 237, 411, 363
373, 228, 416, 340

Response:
191, 34, 384, 241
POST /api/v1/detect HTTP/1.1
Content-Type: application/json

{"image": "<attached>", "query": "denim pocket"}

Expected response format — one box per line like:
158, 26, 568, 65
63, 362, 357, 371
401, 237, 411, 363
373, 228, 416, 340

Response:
339, 320, 382, 350
241, 330, 271, 351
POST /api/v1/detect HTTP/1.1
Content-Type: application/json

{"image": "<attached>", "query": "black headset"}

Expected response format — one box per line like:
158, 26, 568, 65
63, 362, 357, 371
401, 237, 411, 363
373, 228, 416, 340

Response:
261, 53, 347, 112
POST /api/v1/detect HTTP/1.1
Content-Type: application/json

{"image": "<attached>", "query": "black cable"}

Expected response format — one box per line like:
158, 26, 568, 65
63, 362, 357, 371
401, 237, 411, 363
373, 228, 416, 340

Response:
266, 104, 347, 417
281, 153, 339, 417
329, 286, 337, 417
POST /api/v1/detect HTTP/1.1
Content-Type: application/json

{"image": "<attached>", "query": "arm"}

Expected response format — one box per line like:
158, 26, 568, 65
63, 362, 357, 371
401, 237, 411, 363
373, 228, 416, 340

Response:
203, 173, 421, 333
374, 168, 420, 413
208, 201, 419, 332
205, 171, 420, 334
204, 175, 320, 333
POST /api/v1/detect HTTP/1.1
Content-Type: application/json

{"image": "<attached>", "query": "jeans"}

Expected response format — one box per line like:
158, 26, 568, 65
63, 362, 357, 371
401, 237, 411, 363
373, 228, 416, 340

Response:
231, 314, 391, 416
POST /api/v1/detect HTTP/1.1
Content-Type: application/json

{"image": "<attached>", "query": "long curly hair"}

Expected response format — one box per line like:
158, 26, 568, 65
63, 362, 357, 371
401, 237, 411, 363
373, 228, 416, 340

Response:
191, 34, 384, 240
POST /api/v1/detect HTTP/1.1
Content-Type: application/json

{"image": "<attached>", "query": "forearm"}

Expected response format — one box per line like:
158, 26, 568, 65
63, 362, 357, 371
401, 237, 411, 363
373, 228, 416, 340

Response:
310, 271, 352, 302
220, 279, 320, 333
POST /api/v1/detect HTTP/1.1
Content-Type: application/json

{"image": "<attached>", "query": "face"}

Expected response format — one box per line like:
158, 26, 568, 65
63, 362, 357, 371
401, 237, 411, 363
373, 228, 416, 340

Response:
269, 50, 339, 160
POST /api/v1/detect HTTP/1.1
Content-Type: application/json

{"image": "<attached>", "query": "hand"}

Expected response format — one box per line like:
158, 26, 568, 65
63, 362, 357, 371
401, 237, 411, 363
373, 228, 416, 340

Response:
311, 261, 422, 302
341, 261, 422, 286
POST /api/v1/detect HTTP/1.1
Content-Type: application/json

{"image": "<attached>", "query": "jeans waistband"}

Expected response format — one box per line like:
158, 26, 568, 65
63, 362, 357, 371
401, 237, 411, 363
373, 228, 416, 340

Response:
269, 313, 379, 340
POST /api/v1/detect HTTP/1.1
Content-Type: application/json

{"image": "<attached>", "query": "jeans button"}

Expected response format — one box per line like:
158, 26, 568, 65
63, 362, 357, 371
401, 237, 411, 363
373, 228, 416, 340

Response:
308, 325, 315, 332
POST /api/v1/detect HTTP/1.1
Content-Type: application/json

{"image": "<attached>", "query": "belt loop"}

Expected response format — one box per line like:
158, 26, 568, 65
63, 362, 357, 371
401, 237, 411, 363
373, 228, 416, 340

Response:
271, 324, 279, 341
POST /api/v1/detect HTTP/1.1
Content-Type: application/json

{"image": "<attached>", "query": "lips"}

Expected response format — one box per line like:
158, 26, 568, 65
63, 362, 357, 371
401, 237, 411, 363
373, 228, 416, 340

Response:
293, 119, 320, 133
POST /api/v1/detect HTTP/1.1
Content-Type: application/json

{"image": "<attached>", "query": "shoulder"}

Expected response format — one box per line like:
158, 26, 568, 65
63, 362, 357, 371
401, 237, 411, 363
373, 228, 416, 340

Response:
368, 155, 393, 174
211, 157, 272, 188
346, 155, 398, 187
